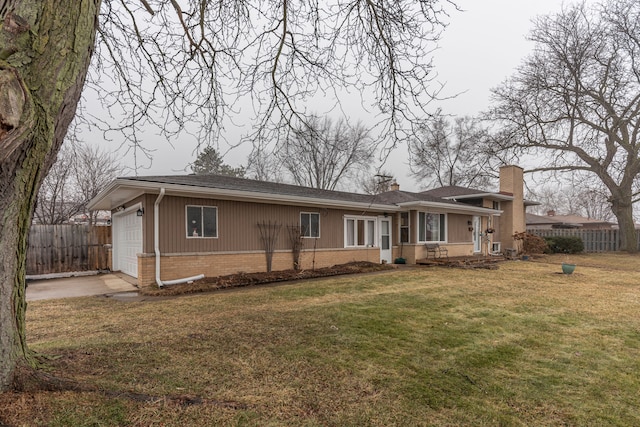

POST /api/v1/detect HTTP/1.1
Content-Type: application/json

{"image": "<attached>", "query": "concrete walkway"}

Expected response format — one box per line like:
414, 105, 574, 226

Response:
26, 273, 138, 301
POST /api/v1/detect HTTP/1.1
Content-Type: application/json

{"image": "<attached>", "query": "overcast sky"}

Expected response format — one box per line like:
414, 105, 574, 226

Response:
101, 0, 597, 192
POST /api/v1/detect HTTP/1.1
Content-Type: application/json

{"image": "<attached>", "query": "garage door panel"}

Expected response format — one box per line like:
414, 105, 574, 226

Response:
113, 210, 142, 278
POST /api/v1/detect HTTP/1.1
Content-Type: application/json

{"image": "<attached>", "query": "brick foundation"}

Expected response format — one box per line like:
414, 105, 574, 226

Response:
136, 247, 380, 288
392, 243, 475, 263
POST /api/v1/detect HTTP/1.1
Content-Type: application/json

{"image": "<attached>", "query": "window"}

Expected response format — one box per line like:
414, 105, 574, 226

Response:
492, 242, 501, 253
300, 212, 320, 238
186, 206, 218, 238
400, 212, 410, 243
344, 216, 377, 247
492, 201, 501, 210
367, 220, 375, 246
418, 212, 446, 243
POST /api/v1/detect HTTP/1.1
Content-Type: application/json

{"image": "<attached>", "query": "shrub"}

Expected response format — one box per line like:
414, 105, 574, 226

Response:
513, 232, 548, 254
543, 236, 584, 254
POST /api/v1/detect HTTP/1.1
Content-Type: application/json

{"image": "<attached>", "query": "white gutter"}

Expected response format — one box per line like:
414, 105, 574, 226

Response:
443, 193, 515, 202
396, 200, 503, 216
154, 188, 205, 288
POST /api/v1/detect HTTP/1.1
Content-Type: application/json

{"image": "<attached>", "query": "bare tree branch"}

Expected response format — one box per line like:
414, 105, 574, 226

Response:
487, 0, 640, 250
81, 0, 458, 169
277, 115, 374, 190
409, 111, 495, 189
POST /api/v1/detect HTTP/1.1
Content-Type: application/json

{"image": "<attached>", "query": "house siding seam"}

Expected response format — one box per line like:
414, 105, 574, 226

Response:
144, 195, 387, 254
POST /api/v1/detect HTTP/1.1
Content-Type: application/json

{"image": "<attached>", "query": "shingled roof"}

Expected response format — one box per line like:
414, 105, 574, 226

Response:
122, 174, 463, 207
126, 174, 384, 205
89, 173, 502, 214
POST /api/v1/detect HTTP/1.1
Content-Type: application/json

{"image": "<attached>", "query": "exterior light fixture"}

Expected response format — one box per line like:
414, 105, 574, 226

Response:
136, 208, 144, 217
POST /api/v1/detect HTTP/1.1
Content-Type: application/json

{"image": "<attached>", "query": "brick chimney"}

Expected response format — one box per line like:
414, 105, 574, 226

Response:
390, 181, 400, 191
499, 165, 525, 250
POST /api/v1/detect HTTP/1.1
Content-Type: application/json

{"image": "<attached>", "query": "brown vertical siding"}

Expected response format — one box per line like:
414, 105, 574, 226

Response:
447, 213, 472, 243
492, 217, 501, 242
142, 193, 157, 254
145, 195, 389, 254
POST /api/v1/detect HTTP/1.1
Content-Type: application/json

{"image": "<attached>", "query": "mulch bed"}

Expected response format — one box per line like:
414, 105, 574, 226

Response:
139, 261, 396, 297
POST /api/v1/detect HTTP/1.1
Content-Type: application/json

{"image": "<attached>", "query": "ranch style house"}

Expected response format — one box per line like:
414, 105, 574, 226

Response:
88, 165, 528, 288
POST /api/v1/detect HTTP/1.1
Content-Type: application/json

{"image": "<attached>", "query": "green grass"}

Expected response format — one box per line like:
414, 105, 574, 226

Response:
2, 253, 640, 425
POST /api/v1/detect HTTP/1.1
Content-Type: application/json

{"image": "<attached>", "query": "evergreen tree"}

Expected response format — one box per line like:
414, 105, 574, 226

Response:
191, 147, 245, 177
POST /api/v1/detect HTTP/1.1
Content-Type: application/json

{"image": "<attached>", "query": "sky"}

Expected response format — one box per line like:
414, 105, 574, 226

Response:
96, 0, 597, 193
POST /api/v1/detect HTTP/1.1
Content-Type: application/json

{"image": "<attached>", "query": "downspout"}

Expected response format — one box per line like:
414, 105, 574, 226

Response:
154, 188, 205, 288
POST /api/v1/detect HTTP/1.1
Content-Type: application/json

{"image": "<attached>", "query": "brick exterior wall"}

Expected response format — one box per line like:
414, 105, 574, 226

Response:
499, 165, 525, 250
393, 243, 475, 263
137, 247, 380, 288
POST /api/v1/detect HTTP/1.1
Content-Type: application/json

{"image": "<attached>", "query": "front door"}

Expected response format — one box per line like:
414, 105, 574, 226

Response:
473, 215, 481, 254
379, 217, 392, 263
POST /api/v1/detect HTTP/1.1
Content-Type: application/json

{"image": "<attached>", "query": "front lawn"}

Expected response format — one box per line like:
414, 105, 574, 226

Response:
2, 253, 640, 426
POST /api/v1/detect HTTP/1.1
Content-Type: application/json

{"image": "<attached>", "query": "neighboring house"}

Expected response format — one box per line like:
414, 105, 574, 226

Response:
526, 211, 616, 230
88, 165, 528, 288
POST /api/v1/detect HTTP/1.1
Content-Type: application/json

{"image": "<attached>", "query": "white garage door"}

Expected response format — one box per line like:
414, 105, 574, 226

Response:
113, 208, 143, 278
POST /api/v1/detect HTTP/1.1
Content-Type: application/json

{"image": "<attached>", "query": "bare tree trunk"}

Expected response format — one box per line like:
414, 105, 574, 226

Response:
611, 196, 638, 253
0, 0, 100, 391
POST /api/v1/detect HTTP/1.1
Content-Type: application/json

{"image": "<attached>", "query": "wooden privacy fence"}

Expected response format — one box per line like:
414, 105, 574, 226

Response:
26, 225, 112, 275
527, 228, 640, 252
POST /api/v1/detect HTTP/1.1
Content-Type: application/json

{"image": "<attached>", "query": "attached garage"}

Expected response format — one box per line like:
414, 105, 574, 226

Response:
112, 206, 143, 278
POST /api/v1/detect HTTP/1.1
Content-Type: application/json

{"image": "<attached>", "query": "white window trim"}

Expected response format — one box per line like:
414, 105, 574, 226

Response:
186, 205, 218, 239
300, 212, 320, 238
344, 215, 378, 248
417, 211, 447, 243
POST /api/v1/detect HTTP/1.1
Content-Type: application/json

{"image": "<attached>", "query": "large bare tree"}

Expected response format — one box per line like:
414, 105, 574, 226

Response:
0, 0, 455, 390
527, 177, 616, 222
35, 142, 123, 225
33, 144, 82, 225
278, 116, 374, 190
409, 111, 494, 189
246, 146, 283, 182
488, 0, 640, 251
0, 0, 100, 390
72, 142, 124, 224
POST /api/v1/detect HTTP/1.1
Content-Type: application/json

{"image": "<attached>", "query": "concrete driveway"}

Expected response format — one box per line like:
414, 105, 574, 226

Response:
26, 273, 138, 301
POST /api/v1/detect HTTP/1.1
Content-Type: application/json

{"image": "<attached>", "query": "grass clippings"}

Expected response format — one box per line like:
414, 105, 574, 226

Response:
2, 253, 640, 426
